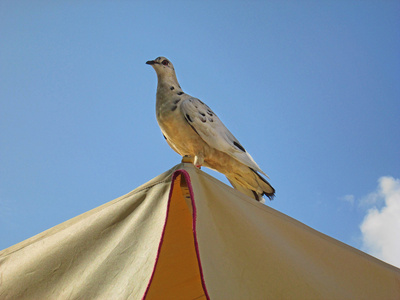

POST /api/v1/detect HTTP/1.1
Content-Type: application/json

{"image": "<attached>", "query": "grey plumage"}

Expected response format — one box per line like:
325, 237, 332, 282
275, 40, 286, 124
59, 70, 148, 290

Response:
146, 56, 275, 201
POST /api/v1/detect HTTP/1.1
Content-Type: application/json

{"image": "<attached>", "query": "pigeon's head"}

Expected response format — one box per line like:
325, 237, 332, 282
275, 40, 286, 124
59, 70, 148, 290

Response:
146, 57, 177, 80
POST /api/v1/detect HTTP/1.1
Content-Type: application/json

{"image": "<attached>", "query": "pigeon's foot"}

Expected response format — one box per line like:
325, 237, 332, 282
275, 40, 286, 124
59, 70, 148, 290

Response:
194, 155, 204, 169
181, 155, 202, 169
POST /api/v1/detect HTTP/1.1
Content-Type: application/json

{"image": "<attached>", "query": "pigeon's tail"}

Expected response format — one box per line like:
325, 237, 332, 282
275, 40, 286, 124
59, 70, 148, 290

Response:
226, 168, 275, 202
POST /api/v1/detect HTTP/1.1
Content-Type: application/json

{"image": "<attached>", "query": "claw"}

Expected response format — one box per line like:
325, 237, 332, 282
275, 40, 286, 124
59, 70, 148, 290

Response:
194, 155, 204, 168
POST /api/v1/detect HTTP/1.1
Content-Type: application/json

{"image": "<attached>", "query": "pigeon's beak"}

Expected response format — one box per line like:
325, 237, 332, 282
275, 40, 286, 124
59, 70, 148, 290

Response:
146, 60, 157, 65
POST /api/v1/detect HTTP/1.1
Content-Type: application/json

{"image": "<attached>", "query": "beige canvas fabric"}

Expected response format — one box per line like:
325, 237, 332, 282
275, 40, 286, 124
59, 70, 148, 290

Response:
1, 163, 400, 299
187, 167, 400, 299
0, 165, 180, 299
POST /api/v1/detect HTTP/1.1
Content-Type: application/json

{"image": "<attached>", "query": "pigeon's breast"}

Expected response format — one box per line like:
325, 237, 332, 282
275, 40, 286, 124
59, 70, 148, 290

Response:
156, 101, 207, 156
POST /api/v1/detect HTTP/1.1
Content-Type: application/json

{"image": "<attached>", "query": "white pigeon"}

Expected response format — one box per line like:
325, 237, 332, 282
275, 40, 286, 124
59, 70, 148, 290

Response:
146, 56, 275, 201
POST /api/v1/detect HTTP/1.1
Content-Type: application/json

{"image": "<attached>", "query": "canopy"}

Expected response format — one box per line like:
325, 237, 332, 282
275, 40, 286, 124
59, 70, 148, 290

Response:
1, 163, 399, 299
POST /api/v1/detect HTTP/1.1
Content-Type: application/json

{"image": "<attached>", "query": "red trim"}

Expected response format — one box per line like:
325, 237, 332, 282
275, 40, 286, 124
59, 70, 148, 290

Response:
178, 169, 210, 300
142, 172, 176, 300
142, 169, 210, 300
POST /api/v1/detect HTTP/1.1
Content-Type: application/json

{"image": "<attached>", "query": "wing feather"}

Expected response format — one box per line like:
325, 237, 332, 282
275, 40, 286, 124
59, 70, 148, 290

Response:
180, 97, 267, 176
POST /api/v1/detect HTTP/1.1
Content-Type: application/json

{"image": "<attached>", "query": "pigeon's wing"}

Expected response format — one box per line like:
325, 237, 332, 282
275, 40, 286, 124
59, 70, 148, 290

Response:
180, 97, 268, 176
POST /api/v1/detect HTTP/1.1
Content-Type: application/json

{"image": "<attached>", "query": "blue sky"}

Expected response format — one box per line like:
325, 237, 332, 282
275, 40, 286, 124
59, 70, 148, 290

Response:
1, 1, 399, 267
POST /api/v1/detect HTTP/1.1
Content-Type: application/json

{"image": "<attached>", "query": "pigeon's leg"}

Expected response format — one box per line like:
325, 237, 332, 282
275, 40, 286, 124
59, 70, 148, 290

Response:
181, 155, 194, 164
194, 155, 204, 169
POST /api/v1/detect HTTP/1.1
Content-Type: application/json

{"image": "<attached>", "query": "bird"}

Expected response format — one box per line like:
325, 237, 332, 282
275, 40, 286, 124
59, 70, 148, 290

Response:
146, 56, 275, 201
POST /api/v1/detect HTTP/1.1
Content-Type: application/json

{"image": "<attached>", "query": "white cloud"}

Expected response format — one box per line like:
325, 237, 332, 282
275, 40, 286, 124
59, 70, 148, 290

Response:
340, 194, 355, 206
358, 188, 384, 209
360, 176, 400, 268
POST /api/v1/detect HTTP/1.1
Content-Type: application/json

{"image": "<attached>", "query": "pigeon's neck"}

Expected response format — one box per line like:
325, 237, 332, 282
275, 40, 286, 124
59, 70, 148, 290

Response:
157, 71, 180, 87
155, 73, 185, 117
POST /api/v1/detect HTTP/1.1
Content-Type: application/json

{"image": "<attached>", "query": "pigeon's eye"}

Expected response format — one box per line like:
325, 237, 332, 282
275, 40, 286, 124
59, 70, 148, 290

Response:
162, 60, 169, 66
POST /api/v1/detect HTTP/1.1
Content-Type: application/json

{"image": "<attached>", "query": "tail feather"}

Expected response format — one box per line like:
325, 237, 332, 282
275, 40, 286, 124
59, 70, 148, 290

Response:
226, 168, 275, 202
250, 168, 275, 200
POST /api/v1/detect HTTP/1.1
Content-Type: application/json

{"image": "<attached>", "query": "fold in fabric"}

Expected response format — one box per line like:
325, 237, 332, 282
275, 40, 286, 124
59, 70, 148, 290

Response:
143, 170, 209, 300
0, 166, 176, 299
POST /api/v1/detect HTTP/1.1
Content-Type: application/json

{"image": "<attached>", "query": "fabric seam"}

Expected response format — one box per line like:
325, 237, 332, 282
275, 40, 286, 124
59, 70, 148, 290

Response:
142, 169, 210, 300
